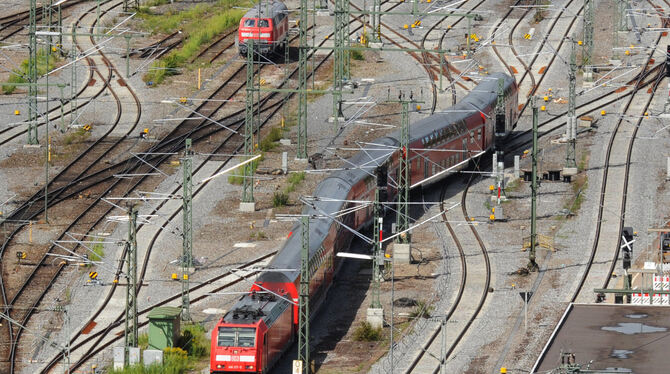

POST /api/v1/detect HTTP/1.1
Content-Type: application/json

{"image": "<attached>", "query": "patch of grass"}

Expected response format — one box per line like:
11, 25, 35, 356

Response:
352, 321, 382, 342
563, 175, 588, 216
138, 333, 149, 350
351, 46, 365, 61
88, 238, 104, 263
260, 127, 284, 152
141, 0, 246, 85
285, 171, 305, 193
409, 300, 432, 319
249, 230, 268, 240
110, 347, 189, 374
63, 126, 91, 145
3, 50, 58, 94
504, 178, 521, 194
273, 191, 289, 207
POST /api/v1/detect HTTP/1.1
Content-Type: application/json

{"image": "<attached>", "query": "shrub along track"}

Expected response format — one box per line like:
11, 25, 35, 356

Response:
0, 0, 143, 372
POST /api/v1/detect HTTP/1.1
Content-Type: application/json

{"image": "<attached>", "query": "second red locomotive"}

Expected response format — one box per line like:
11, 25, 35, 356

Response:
237, 0, 289, 56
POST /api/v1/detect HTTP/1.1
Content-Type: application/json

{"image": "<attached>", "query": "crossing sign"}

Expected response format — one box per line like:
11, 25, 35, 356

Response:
89, 271, 98, 280
519, 291, 533, 303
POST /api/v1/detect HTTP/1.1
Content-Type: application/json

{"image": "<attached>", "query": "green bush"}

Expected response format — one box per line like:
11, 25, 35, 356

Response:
273, 192, 289, 207
351, 49, 365, 61
177, 323, 209, 358
3, 49, 58, 94
352, 321, 382, 341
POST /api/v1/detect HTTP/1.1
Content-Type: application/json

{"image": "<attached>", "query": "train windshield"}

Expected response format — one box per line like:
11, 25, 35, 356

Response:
217, 327, 256, 347
243, 19, 256, 27
258, 19, 269, 27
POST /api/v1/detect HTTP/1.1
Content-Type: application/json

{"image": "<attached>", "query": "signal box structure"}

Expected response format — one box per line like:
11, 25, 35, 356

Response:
147, 306, 181, 350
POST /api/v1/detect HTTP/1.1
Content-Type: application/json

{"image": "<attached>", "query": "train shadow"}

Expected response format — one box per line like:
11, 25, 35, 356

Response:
270, 175, 467, 373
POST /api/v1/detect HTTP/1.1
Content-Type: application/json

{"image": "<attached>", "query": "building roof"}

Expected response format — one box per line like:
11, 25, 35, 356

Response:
533, 303, 670, 372
147, 306, 181, 320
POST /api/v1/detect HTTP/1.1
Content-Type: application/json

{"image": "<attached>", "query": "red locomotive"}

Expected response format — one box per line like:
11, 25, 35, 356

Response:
211, 73, 519, 373
237, 0, 289, 56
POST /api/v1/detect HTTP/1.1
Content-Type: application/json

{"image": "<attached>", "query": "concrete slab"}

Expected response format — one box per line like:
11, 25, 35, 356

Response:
239, 202, 256, 212
367, 307, 384, 329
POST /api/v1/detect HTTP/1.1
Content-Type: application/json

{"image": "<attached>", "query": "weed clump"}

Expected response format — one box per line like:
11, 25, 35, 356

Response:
352, 321, 382, 342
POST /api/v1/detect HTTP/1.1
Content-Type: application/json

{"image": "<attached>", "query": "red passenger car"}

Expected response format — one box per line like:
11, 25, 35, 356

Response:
237, 0, 289, 56
210, 292, 293, 373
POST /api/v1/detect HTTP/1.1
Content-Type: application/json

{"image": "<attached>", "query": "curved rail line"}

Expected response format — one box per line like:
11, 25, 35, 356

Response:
39, 11, 385, 372
570, 31, 665, 303
404, 168, 491, 373
1, 1, 143, 371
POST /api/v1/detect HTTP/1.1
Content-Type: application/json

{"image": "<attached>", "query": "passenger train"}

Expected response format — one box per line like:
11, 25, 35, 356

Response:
237, 0, 289, 56
210, 73, 519, 373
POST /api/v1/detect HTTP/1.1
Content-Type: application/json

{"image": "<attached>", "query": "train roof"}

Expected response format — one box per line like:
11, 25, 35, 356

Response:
401, 73, 514, 142
258, 137, 397, 284
222, 292, 291, 327
243, 0, 288, 19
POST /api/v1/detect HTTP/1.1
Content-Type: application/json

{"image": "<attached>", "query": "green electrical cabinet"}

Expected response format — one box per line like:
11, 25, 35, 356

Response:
147, 306, 181, 350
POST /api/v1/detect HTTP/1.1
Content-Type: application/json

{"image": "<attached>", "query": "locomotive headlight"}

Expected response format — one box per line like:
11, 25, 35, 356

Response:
216, 364, 225, 369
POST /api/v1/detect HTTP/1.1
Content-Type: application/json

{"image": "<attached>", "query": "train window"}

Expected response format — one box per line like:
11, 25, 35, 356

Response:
477, 129, 482, 141
217, 328, 236, 347
470, 131, 475, 144
258, 19, 270, 27
238, 328, 256, 347
244, 19, 256, 27
218, 327, 256, 347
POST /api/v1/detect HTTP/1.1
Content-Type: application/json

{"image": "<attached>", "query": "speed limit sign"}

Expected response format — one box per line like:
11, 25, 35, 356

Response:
292, 360, 303, 374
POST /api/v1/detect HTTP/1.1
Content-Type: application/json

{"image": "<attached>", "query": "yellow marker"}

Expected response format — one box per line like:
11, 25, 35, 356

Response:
625, 50, 630, 56
578, 40, 583, 45
404, 24, 409, 29
543, 96, 549, 102
183, 274, 189, 280
113, 278, 119, 283
470, 217, 475, 221
385, 253, 391, 258
489, 214, 495, 221
524, 149, 530, 154
492, 207, 495, 213
489, 185, 495, 191
548, 88, 552, 92
540, 105, 546, 111
500, 368, 507, 374
171, 273, 178, 280
411, 24, 416, 28
416, 104, 421, 111
180, 97, 187, 103
601, 110, 606, 116
14, 110, 20, 115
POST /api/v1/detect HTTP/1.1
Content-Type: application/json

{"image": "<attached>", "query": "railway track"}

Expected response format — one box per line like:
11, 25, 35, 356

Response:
0, 0, 89, 42
0, 1, 143, 371
570, 24, 667, 304
400, 170, 491, 373
37, 9, 398, 372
